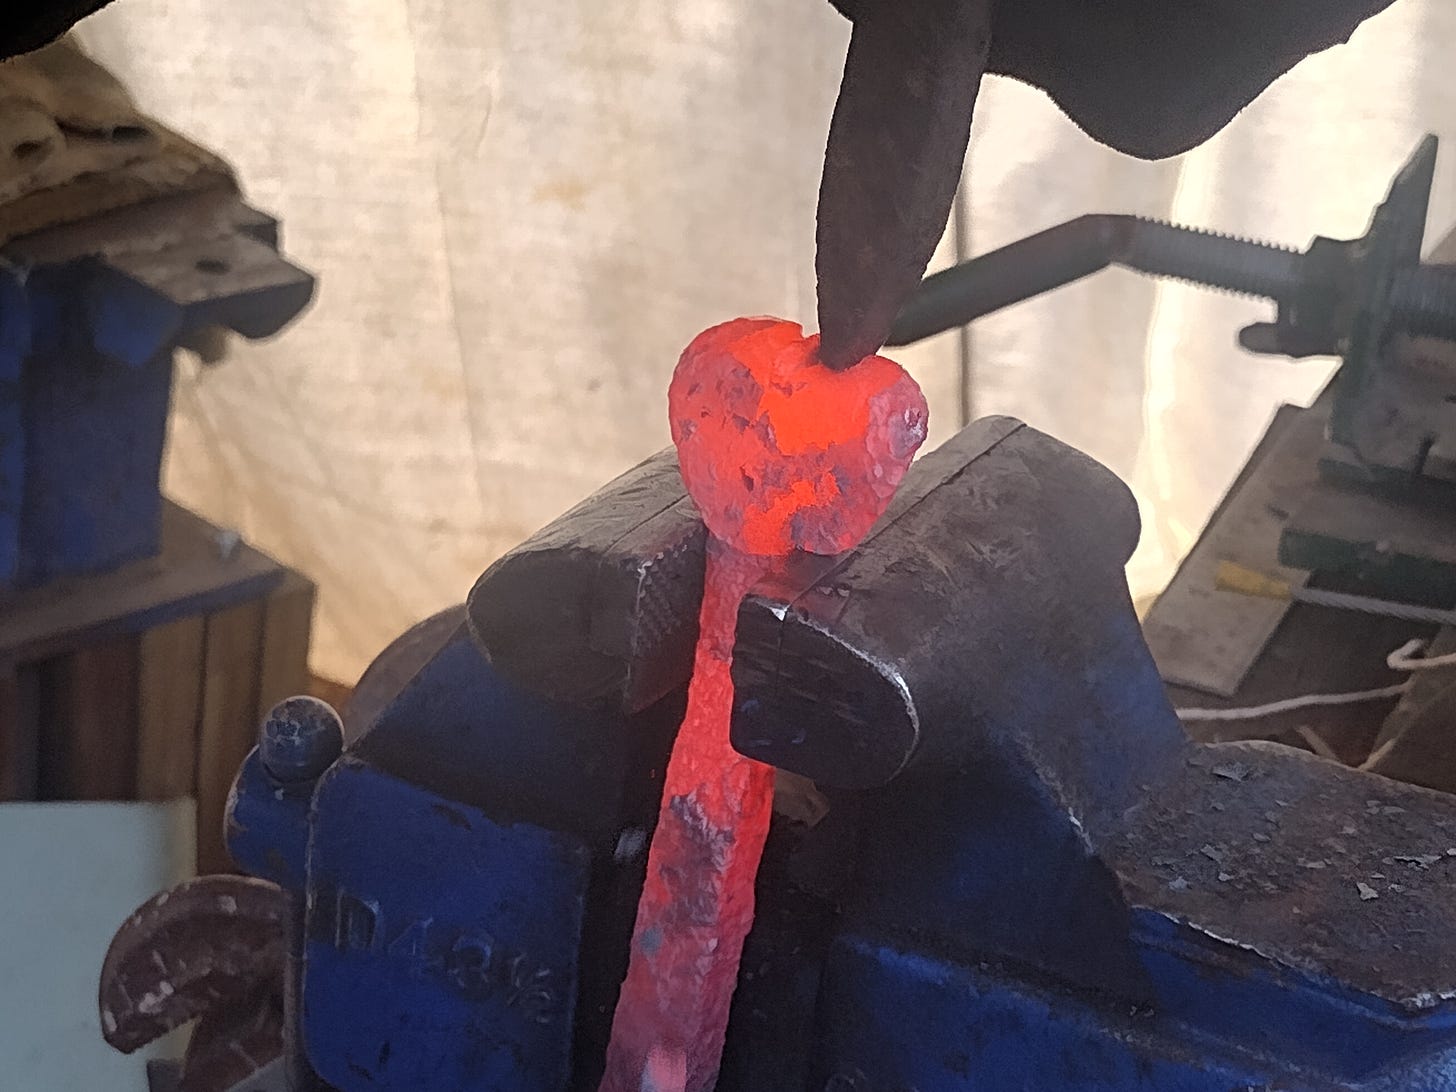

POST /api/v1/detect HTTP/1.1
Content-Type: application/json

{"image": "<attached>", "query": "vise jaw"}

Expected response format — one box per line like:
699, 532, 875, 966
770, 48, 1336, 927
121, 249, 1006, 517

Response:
225, 418, 1456, 1091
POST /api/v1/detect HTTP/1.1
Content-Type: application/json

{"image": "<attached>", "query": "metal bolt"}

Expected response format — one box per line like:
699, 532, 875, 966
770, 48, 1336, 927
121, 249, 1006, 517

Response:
259, 696, 343, 784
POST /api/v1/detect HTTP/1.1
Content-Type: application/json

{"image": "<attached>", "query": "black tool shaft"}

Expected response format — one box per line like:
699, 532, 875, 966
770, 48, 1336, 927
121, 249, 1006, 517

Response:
887, 214, 1303, 345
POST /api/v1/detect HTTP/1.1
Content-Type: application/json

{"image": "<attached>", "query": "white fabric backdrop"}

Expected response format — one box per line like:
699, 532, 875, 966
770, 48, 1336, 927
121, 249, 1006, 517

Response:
71, 0, 1456, 681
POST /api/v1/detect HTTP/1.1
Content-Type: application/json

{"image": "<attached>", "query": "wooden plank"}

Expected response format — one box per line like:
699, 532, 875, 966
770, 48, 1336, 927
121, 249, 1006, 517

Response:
134, 615, 206, 801
0, 664, 40, 800
194, 601, 265, 874
1150, 384, 1430, 757
1141, 395, 1328, 697
1282, 471, 1456, 606
36, 636, 139, 800
253, 573, 315, 725
0, 501, 285, 665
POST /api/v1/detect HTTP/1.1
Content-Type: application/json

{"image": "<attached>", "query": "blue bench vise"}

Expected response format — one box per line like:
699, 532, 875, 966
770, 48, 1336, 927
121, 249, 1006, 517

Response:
0, 188, 313, 591
121, 416, 1456, 1091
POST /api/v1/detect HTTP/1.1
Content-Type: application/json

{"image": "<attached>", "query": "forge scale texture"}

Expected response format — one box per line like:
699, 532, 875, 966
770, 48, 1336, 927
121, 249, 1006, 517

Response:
598, 318, 927, 1092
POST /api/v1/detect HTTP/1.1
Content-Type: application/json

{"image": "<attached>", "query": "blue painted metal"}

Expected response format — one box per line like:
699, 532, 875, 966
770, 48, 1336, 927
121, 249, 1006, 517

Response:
225, 619, 680, 1088
226, 747, 312, 892
81, 260, 184, 368
227, 698, 345, 891
18, 344, 172, 586
301, 757, 592, 1091
223, 685, 1456, 1091
815, 934, 1456, 1091
0, 260, 176, 589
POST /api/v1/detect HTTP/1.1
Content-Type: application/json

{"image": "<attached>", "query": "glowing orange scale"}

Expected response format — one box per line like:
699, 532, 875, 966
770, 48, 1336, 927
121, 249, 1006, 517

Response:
599, 318, 927, 1092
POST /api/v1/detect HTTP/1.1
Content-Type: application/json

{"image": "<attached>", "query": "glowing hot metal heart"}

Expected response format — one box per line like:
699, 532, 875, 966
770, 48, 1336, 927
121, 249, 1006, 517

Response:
669, 317, 928, 556
599, 318, 927, 1092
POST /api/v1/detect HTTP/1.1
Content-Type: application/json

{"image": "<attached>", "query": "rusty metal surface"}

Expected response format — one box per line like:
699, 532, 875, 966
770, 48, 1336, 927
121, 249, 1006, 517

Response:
99, 874, 287, 1055
178, 993, 284, 1092
1117, 741, 1456, 1010
814, 0, 989, 369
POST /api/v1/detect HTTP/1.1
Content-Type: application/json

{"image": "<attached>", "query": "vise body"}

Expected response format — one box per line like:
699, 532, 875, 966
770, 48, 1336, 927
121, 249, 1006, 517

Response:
196, 420, 1456, 1090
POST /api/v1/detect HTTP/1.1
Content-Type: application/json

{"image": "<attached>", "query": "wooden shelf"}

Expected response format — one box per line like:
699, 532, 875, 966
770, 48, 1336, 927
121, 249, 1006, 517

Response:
0, 499, 314, 874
